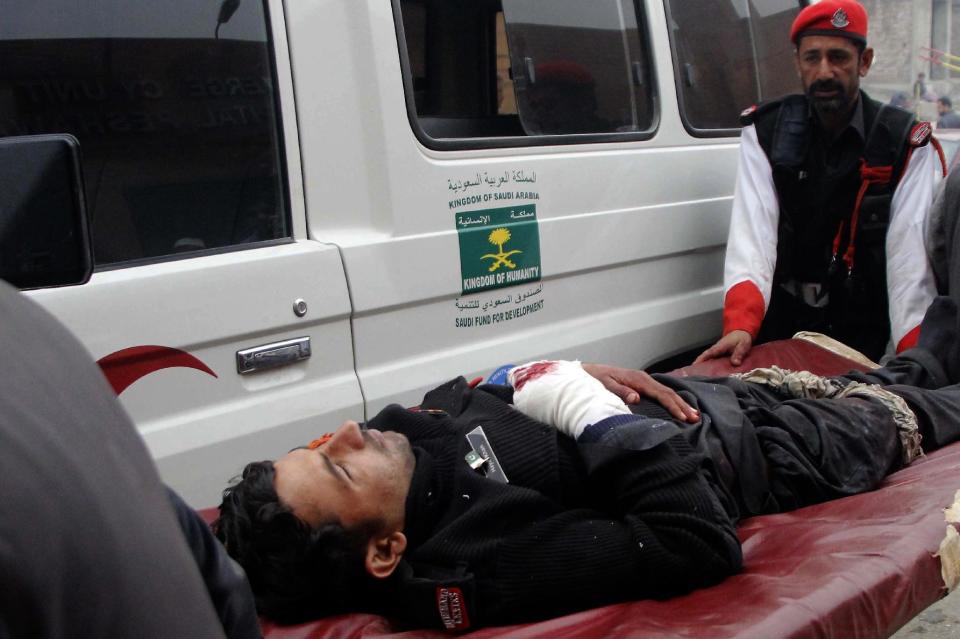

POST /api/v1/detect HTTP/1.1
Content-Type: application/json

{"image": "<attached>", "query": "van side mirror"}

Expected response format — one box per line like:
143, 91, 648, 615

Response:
0, 134, 93, 289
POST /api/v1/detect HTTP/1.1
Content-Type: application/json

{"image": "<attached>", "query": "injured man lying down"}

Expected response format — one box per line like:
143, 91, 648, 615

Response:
215, 298, 960, 631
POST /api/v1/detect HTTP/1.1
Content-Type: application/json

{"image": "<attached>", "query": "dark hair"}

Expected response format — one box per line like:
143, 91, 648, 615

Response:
213, 460, 388, 623
941, 96, 953, 109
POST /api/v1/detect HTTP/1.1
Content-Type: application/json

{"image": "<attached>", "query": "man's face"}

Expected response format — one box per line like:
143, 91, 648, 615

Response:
273, 420, 416, 531
795, 35, 873, 117
939, 100, 949, 115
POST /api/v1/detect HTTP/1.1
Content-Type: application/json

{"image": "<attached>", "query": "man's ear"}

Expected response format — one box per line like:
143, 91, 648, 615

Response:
364, 531, 407, 579
860, 47, 874, 77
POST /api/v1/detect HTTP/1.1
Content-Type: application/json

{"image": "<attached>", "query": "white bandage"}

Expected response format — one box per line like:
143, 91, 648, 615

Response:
509, 360, 630, 439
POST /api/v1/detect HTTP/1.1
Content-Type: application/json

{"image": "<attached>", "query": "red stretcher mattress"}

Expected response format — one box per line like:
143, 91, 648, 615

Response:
209, 339, 960, 639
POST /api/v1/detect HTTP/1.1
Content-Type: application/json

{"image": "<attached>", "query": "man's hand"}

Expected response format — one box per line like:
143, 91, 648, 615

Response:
582, 363, 699, 423
693, 330, 753, 367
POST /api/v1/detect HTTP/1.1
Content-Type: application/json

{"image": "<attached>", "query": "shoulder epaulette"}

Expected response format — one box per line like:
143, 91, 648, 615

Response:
908, 121, 932, 147
739, 104, 760, 125
739, 98, 790, 126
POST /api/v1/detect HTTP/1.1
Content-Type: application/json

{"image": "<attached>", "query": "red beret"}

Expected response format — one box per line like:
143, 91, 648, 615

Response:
790, 0, 868, 45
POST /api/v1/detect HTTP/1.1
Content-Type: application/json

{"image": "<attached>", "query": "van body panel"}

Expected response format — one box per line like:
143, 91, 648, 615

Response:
30, 241, 362, 505
1, 0, 804, 504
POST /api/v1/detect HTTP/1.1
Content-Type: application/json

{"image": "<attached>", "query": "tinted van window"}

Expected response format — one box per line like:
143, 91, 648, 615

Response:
0, 1, 288, 265
396, 0, 656, 146
666, 0, 799, 133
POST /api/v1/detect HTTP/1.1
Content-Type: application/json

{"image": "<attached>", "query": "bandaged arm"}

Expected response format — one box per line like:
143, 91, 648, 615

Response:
508, 360, 631, 439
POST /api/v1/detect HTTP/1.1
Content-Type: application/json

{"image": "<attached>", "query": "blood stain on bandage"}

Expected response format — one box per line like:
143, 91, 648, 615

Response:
511, 361, 558, 392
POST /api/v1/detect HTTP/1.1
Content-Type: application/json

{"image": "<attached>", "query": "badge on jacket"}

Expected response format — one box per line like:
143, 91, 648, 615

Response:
465, 426, 509, 483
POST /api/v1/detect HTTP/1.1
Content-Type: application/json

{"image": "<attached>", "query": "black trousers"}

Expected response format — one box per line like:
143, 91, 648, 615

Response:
740, 348, 960, 515
660, 347, 960, 519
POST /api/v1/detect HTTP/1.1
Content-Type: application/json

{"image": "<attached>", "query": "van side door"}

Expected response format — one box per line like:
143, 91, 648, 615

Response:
1, 0, 362, 506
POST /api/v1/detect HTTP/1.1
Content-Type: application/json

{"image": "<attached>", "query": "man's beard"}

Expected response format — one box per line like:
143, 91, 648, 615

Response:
807, 79, 851, 115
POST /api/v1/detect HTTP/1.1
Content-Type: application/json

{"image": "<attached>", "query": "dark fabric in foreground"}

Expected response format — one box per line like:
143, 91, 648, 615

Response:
168, 488, 261, 639
0, 280, 226, 639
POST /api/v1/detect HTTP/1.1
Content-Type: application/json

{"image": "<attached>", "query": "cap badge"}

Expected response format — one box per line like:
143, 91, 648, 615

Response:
831, 8, 850, 29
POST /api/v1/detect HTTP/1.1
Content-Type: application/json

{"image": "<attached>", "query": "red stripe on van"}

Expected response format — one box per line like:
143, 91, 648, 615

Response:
97, 346, 217, 395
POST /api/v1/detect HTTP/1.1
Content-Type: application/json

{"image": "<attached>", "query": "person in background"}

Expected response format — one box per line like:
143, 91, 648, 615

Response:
697, 0, 942, 366
889, 91, 913, 110
524, 61, 609, 135
937, 96, 960, 129
914, 72, 929, 103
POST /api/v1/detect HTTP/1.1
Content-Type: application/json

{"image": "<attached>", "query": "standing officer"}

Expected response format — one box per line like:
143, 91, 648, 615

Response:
697, 0, 944, 366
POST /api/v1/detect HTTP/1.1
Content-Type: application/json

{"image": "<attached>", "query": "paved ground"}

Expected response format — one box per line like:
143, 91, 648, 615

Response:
891, 587, 960, 638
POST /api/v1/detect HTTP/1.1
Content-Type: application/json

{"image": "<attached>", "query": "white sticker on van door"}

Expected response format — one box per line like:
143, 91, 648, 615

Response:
454, 282, 544, 328
456, 204, 541, 295
453, 213, 544, 329
447, 169, 540, 210
448, 168, 543, 328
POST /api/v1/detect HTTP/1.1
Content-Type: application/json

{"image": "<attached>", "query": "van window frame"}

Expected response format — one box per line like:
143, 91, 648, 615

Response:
107, 0, 295, 272
664, 0, 800, 138
97, 0, 294, 271
390, 0, 661, 150
663, 0, 744, 138
0, 0, 294, 272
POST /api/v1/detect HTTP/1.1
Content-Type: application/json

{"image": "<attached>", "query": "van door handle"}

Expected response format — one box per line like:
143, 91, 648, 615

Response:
525, 57, 537, 84
632, 61, 644, 87
236, 337, 311, 374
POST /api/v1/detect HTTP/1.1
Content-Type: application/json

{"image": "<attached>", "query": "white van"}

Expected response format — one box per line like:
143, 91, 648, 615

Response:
1, 0, 801, 505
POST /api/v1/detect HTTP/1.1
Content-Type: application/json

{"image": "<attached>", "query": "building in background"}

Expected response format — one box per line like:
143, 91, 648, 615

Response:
858, 0, 960, 122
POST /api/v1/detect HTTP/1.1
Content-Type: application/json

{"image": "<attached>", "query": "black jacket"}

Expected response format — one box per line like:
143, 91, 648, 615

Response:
747, 92, 918, 359
366, 378, 741, 630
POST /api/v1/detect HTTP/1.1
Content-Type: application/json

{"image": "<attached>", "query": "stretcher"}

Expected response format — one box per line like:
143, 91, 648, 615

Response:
207, 338, 960, 639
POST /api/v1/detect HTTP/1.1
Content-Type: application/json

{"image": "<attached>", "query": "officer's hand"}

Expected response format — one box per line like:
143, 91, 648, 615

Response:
582, 363, 700, 423
693, 330, 753, 367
